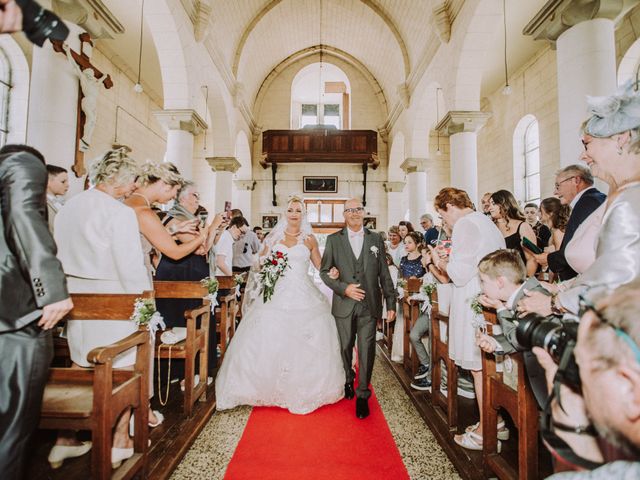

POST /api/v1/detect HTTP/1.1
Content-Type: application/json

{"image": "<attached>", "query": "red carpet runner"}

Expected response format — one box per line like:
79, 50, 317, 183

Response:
224, 387, 409, 479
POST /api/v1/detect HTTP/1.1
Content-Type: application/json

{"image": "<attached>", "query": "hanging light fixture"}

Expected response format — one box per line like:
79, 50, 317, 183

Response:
501, 0, 511, 96
133, 0, 145, 94
436, 87, 442, 156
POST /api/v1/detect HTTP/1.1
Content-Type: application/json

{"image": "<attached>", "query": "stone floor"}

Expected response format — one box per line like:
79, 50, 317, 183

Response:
171, 352, 461, 480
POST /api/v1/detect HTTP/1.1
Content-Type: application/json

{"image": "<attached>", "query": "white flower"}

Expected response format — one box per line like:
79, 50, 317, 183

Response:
370, 245, 379, 257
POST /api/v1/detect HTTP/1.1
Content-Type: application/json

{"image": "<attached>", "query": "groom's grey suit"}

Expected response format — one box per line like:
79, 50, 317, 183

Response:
320, 228, 396, 399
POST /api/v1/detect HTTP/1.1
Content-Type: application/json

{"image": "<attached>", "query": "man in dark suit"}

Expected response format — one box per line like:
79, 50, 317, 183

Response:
0, 145, 72, 479
320, 198, 396, 419
547, 165, 606, 281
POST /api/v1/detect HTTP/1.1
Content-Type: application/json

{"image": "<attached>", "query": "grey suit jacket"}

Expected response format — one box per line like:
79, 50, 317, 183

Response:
494, 277, 556, 353
0, 152, 68, 332
320, 228, 396, 320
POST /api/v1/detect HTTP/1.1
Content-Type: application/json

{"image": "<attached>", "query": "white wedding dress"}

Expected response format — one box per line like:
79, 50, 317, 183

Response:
215, 243, 345, 414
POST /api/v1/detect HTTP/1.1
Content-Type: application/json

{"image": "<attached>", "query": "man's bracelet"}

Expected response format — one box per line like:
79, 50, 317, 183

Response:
552, 419, 597, 436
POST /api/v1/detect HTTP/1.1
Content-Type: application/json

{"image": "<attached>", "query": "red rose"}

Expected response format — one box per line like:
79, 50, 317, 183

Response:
276, 251, 284, 258
271, 260, 277, 265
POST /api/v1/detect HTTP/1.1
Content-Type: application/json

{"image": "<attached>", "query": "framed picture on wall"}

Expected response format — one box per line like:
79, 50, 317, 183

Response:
261, 214, 280, 229
303, 176, 338, 193
363, 217, 377, 230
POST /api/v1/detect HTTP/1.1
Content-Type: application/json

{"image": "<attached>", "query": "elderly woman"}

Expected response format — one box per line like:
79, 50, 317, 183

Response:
519, 81, 640, 317
428, 188, 505, 450
52, 149, 148, 469
387, 225, 405, 267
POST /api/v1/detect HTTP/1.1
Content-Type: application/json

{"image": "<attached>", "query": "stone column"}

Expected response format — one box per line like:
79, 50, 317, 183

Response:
383, 181, 406, 228
26, 22, 84, 193
153, 109, 207, 179
435, 111, 490, 206
524, 0, 635, 170
207, 157, 241, 214
400, 158, 428, 226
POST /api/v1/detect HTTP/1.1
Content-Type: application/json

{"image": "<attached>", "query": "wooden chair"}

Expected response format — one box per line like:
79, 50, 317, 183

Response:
214, 276, 238, 362
429, 288, 458, 431
153, 281, 211, 417
481, 308, 539, 480
40, 292, 152, 480
402, 278, 423, 377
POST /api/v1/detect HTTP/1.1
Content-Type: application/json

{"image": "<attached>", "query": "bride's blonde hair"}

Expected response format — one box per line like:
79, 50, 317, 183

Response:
286, 194, 306, 212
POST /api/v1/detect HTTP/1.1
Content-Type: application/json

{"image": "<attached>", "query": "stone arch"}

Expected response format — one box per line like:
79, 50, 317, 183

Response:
618, 37, 640, 85
407, 81, 445, 159
232, 0, 410, 78
0, 35, 29, 143
254, 46, 387, 118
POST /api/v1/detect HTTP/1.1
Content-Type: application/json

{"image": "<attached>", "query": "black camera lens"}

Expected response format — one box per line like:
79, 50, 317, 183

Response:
16, 0, 70, 47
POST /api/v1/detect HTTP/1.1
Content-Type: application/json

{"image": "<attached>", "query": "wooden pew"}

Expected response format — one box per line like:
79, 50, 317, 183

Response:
153, 281, 211, 417
40, 292, 152, 480
402, 278, 423, 377
214, 276, 238, 362
481, 308, 539, 480
429, 288, 458, 431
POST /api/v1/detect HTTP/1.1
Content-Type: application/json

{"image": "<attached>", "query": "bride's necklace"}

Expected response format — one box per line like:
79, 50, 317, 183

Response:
131, 192, 151, 208
284, 230, 301, 237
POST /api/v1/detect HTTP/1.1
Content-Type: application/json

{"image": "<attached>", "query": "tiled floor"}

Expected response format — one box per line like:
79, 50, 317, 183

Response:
171, 352, 461, 480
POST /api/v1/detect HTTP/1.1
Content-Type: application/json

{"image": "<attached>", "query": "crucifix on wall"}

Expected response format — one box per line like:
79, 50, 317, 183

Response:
51, 33, 114, 177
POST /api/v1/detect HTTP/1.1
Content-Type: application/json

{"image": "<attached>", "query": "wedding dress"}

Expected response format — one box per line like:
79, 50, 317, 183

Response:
215, 242, 345, 414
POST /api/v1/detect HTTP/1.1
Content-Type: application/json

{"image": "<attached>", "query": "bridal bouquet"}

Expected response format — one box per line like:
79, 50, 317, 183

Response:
131, 297, 165, 335
259, 249, 290, 303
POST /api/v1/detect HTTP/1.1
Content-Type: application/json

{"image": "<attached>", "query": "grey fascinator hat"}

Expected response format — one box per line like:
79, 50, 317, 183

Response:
584, 80, 640, 138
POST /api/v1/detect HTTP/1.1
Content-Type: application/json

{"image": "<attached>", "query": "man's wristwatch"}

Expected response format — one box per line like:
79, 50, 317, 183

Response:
550, 293, 563, 315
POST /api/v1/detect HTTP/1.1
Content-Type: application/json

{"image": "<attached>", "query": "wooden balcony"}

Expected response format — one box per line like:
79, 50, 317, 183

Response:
261, 128, 379, 169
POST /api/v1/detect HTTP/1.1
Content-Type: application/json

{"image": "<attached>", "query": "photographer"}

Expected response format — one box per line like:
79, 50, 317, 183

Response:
534, 281, 640, 478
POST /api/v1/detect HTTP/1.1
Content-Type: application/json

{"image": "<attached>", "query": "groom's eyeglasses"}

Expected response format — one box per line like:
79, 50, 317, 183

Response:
344, 207, 365, 214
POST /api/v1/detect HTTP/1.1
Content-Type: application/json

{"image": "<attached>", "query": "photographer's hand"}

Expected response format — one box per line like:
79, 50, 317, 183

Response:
0, 0, 22, 33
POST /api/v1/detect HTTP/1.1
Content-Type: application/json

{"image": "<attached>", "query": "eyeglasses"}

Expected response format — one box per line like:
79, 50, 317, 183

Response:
578, 286, 640, 365
554, 176, 577, 190
191, 192, 200, 200
344, 207, 365, 214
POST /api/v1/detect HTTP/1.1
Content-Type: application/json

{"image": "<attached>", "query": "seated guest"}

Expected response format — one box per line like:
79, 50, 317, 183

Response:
546, 165, 605, 282
420, 213, 439, 247
524, 202, 551, 249
387, 225, 405, 267
45, 164, 69, 234
536, 281, 640, 478
53, 149, 148, 468
476, 249, 556, 408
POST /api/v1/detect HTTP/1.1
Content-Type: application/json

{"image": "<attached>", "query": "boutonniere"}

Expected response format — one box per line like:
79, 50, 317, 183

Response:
370, 245, 379, 258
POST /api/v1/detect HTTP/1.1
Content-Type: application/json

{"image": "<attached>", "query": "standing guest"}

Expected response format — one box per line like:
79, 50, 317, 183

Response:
231, 215, 261, 275
524, 202, 551, 249
0, 145, 73, 479
45, 164, 69, 234
387, 225, 405, 267
489, 190, 538, 276
397, 220, 414, 240
53, 149, 148, 469
429, 187, 505, 451
420, 213, 439, 247
253, 226, 265, 243
399, 232, 427, 279
529, 197, 571, 267
216, 216, 250, 276
481, 192, 492, 215
546, 165, 605, 281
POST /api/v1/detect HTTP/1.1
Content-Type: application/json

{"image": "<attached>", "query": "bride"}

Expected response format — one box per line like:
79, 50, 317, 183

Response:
215, 196, 345, 414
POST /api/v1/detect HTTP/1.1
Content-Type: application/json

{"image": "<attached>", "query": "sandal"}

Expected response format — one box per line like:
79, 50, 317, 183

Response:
129, 410, 165, 436
454, 431, 502, 452
465, 419, 510, 441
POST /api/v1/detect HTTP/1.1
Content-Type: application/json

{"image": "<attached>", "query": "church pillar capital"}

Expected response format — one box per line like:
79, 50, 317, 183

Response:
153, 109, 208, 135
435, 111, 491, 136
383, 181, 406, 193
523, 0, 637, 43
207, 156, 241, 173
400, 158, 428, 174
52, 0, 124, 39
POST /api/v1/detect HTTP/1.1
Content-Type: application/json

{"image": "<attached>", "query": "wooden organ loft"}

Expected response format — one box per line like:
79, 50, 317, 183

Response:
261, 128, 379, 206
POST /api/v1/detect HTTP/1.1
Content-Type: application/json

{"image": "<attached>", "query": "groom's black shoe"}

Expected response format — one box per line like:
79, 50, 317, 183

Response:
344, 381, 355, 400
356, 397, 369, 419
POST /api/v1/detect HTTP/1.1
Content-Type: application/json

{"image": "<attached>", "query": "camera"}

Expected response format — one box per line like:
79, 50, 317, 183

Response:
516, 313, 581, 391
15, 0, 69, 46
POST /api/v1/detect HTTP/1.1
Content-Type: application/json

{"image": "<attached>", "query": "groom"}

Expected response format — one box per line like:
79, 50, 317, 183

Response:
320, 198, 396, 419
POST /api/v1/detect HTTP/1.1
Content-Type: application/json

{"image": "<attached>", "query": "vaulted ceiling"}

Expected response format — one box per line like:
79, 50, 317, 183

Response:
80, 0, 548, 115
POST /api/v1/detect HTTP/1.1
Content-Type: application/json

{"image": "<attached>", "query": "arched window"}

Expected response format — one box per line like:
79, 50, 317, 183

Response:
0, 47, 11, 147
513, 115, 540, 204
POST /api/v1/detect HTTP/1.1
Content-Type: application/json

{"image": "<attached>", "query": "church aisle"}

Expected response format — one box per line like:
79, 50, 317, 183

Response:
171, 352, 460, 480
